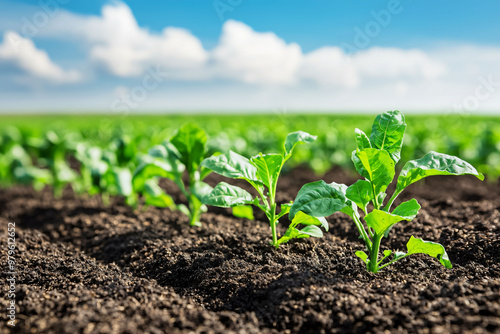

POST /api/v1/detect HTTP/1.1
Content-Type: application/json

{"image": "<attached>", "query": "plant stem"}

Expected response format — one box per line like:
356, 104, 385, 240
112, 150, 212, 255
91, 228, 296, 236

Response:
377, 254, 409, 271
353, 214, 372, 249
270, 203, 278, 247
384, 190, 401, 212
189, 207, 201, 226
368, 234, 383, 273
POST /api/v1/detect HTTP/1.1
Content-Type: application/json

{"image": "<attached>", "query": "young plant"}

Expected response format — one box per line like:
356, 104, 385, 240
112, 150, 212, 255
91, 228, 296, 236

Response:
25, 130, 78, 197
290, 111, 484, 272
75, 143, 134, 205
132, 124, 213, 226
201, 131, 329, 248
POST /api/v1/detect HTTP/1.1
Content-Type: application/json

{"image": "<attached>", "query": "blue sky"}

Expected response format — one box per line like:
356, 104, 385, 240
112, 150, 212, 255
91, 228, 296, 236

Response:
1, 0, 499, 113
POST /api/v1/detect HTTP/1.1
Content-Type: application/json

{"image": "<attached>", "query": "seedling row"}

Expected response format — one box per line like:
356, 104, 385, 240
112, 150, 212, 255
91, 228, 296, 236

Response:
0, 111, 484, 272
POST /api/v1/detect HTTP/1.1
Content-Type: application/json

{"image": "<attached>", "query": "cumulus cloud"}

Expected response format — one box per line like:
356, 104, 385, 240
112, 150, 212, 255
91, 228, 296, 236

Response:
42, 4, 208, 78
299, 47, 359, 87
0, 31, 80, 83
39, 3, 448, 88
211, 20, 303, 84
3, 2, 500, 112
353, 47, 447, 80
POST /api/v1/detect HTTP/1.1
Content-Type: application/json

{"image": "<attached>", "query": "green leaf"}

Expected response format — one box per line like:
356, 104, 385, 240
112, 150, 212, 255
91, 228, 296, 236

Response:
148, 145, 168, 159
396, 151, 485, 193
277, 227, 302, 245
355, 250, 369, 264
364, 209, 413, 237
354, 128, 371, 150
203, 182, 254, 207
133, 159, 178, 190
406, 236, 452, 269
355, 148, 395, 195
298, 225, 323, 238
284, 131, 317, 156
291, 211, 329, 231
143, 180, 175, 208
191, 181, 213, 201
250, 153, 283, 190
232, 205, 254, 220
170, 124, 207, 174
346, 179, 373, 212
290, 180, 349, 219
392, 199, 420, 219
279, 203, 292, 217
113, 167, 133, 197
201, 150, 261, 184
382, 199, 420, 237
369, 110, 407, 163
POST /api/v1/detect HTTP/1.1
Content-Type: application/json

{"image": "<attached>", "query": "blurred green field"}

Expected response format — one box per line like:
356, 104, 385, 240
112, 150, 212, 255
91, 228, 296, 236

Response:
2, 113, 500, 179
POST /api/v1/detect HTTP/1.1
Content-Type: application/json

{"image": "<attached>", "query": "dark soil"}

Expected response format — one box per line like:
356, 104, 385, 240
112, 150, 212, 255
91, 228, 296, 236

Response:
1, 167, 499, 333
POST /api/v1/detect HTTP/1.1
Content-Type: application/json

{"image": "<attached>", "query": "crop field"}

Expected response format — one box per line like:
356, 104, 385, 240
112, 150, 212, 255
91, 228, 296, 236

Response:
0, 112, 499, 333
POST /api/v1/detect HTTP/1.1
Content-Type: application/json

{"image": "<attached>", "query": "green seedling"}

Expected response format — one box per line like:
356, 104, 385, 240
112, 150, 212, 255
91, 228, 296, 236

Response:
75, 142, 134, 205
201, 131, 329, 248
25, 130, 78, 197
132, 124, 213, 226
291, 111, 484, 272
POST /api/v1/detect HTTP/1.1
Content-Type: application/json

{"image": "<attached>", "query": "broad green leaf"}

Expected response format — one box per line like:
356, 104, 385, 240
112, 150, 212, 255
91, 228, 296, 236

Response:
133, 159, 178, 190
355, 148, 395, 195
277, 227, 302, 245
13, 166, 52, 186
144, 180, 175, 208
284, 131, 317, 156
406, 236, 452, 269
291, 211, 329, 231
279, 203, 292, 216
346, 179, 373, 212
364, 209, 413, 237
201, 150, 261, 184
250, 153, 284, 190
191, 181, 214, 201
383, 198, 420, 237
203, 182, 253, 207
383, 250, 392, 257
377, 192, 387, 206
232, 205, 254, 220
170, 124, 207, 174
340, 199, 360, 221
396, 151, 485, 193
369, 110, 406, 163
113, 167, 133, 197
290, 180, 348, 219
148, 145, 168, 159
354, 128, 371, 150
392, 199, 420, 219
355, 250, 369, 264
298, 225, 323, 238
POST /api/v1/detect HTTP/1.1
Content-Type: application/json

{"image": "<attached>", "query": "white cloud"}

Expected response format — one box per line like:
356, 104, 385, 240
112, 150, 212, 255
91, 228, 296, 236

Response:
299, 47, 359, 87
2, 2, 500, 112
211, 20, 303, 84
39, 3, 448, 89
353, 47, 447, 80
0, 31, 80, 83
43, 4, 208, 78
